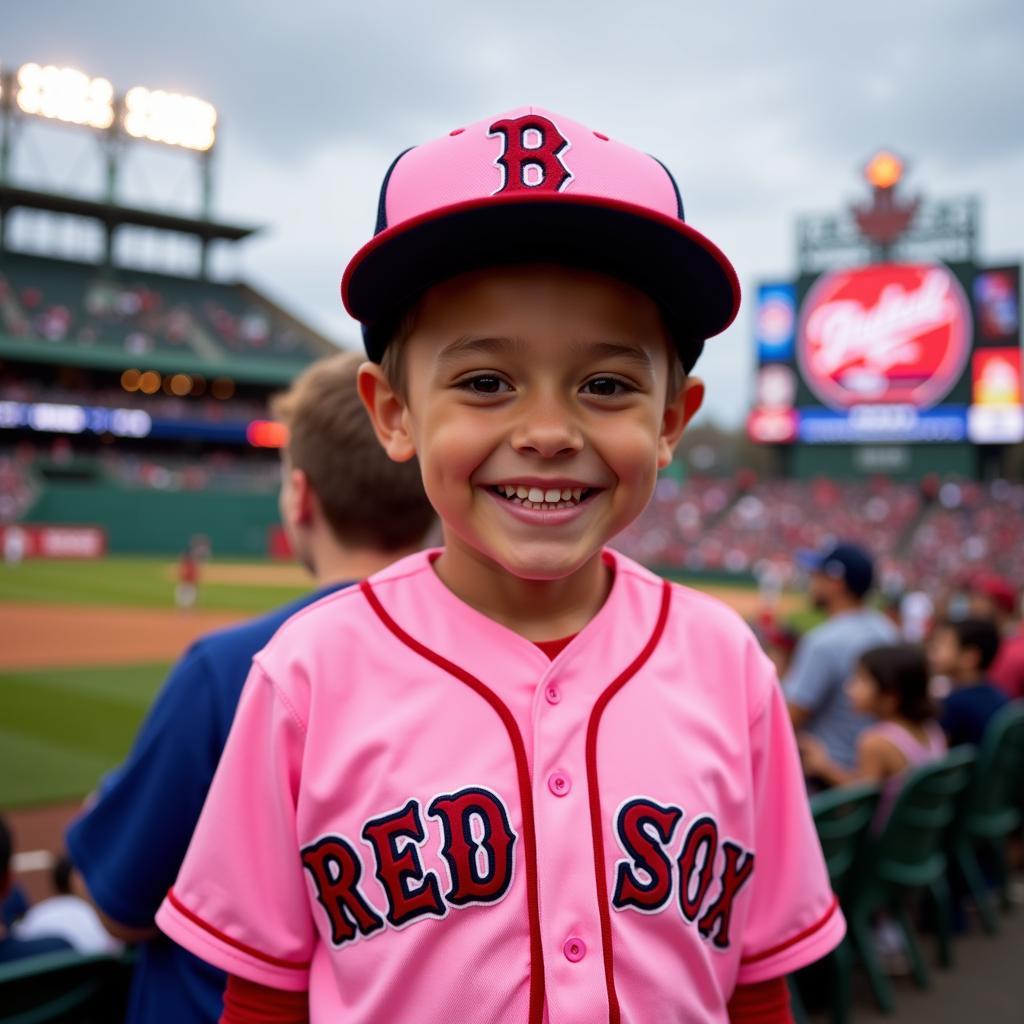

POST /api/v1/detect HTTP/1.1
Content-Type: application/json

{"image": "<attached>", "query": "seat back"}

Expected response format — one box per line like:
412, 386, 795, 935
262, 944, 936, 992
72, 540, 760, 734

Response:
810, 782, 881, 899
0, 950, 132, 1024
964, 701, 1024, 833
870, 747, 975, 888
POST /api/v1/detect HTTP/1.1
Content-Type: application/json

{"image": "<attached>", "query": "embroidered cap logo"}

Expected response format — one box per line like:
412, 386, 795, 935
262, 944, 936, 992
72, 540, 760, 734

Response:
488, 113, 573, 195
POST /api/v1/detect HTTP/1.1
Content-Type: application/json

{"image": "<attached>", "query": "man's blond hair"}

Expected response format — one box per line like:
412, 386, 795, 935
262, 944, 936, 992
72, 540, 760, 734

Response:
271, 352, 434, 552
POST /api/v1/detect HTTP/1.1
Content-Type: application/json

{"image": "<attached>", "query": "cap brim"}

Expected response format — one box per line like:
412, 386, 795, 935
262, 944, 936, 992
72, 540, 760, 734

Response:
342, 193, 740, 364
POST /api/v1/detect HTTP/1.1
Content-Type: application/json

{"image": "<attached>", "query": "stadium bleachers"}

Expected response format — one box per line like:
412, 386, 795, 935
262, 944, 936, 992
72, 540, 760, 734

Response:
0, 252, 330, 362
615, 475, 1024, 592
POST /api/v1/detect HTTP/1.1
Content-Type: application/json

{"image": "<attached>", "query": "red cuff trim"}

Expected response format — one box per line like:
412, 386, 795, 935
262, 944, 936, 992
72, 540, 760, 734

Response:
739, 895, 839, 966
166, 889, 310, 971
727, 977, 792, 1023
222, 974, 309, 1024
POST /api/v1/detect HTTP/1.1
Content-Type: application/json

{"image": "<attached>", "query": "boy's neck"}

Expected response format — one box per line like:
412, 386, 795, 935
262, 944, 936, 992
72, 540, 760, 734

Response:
433, 540, 613, 642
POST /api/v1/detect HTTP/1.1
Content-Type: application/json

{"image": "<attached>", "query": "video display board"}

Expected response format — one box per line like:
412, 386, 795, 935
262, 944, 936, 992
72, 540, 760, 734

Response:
748, 262, 1023, 445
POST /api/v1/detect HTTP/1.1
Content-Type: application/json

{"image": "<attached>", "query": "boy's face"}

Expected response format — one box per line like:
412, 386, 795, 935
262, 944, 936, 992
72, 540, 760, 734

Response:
362, 264, 700, 584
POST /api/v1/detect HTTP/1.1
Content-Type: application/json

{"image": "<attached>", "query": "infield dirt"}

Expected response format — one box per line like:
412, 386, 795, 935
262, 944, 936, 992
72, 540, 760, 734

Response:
0, 604, 245, 670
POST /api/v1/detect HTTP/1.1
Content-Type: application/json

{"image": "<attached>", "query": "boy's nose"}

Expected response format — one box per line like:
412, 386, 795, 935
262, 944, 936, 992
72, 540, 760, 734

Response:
510, 404, 583, 459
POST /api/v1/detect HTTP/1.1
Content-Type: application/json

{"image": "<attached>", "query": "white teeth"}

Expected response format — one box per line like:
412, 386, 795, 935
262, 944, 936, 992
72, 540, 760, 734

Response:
495, 484, 590, 507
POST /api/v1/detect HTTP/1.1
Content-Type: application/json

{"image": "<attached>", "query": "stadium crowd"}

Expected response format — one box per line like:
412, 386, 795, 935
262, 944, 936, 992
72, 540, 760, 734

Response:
0, 255, 322, 361
616, 473, 1024, 596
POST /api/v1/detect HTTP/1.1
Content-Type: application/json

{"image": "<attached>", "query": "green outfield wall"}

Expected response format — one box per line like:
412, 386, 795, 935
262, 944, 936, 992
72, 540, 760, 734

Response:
26, 481, 279, 556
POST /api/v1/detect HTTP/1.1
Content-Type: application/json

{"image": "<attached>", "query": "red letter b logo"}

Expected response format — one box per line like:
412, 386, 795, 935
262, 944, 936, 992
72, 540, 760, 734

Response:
489, 114, 572, 194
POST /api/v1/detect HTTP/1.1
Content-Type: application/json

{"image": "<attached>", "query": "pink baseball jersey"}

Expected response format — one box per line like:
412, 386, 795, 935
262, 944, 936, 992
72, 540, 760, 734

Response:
157, 548, 843, 1023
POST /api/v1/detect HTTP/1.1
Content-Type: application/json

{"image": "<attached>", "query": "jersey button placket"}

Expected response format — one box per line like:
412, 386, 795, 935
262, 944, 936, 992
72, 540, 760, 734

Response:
533, 663, 606, 1024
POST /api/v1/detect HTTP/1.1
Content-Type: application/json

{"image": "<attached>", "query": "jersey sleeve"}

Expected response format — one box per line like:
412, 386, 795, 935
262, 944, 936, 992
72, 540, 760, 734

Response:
66, 642, 227, 929
736, 656, 845, 984
156, 663, 314, 991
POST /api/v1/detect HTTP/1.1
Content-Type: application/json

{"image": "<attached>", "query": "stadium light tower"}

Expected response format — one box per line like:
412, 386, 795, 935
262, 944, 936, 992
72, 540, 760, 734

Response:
0, 60, 248, 277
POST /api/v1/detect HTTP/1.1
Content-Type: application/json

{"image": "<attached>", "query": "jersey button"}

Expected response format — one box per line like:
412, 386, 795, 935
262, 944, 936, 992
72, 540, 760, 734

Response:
545, 685, 561, 705
548, 771, 571, 796
563, 936, 586, 963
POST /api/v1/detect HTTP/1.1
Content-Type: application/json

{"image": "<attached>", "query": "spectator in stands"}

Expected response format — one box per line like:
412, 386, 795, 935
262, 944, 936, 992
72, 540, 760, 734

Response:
969, 575, 1024, 700
928, 617, 1009, 748
65, 352, 435, 1024
799, 644, 945, 818
0, 816, 73, 964
784, 542, 899, 772
12, 855, 120, 955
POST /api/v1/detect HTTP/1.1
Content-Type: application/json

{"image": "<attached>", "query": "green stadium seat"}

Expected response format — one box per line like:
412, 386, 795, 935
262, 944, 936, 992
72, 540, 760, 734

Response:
844, 748, 975, 1014
790, 782, 881, 1024
0, 949, 133, 1024
949, 700, 1024, 933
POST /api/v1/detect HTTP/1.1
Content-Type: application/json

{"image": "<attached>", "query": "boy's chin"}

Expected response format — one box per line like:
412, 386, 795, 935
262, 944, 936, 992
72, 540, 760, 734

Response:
492, 541, 606, 583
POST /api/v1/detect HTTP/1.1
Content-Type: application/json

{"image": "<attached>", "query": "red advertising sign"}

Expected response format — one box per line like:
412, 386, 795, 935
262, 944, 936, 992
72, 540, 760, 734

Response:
798, 263, 972, 409
0, 524, 107, 561
973, 349, 1022, 406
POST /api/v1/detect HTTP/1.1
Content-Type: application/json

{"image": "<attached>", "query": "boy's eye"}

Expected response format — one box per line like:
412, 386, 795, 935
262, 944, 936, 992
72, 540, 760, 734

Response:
582, 377, 633, 397
459, 374, 510, 394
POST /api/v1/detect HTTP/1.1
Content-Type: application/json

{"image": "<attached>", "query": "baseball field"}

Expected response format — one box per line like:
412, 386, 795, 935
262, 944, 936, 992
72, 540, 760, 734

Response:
0, 558, 310, 811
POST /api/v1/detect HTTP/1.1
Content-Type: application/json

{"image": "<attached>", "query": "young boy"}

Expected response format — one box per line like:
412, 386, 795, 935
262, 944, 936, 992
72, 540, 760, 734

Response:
929, 617, 1009, 748
157, 108, 842, 1023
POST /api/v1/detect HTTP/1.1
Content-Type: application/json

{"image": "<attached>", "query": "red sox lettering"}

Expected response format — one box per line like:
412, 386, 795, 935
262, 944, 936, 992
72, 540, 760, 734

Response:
301, 786, 516, 946
301, 788, 754, 952
487, 113, 573, 195
612, 798, 755, 950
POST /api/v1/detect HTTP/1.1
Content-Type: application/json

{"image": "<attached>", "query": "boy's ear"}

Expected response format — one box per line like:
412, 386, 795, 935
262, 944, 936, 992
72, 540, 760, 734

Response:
291, 468, 315, 526
357, 361, 417, 463
657, 376, 704, 469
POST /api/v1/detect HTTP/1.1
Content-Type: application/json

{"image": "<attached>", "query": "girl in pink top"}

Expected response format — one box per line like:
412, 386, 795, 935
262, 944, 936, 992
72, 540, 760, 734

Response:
800, 644, 946, 820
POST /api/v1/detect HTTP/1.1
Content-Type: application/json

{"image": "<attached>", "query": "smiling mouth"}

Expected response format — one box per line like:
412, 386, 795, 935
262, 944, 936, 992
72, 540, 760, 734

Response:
489, 484, 596, 511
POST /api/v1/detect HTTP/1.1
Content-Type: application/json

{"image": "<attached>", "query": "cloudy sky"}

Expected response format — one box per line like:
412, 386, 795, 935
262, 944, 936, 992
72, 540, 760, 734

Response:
4, 1, 1023, 424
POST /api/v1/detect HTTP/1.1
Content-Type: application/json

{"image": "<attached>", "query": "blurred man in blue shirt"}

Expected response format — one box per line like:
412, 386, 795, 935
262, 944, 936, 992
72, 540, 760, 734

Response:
784, 542, 899, 771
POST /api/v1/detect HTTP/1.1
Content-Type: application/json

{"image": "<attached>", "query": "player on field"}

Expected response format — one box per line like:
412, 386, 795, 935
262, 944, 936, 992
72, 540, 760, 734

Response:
66, 353, 434, 1024
157, 108, 844, 1023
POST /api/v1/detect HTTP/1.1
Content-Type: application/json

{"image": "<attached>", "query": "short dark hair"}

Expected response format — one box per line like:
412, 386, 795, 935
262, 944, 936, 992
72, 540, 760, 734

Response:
858, 644, 934, 723
271, 352, 435, 552
945, 617, 1002, 671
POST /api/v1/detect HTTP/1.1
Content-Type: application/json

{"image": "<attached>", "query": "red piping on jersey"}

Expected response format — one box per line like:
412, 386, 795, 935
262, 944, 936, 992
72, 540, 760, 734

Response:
739, 894, 840, 965
585, 578, 672, 1024
165, 888, 311, 971
359, 578, 546, 1024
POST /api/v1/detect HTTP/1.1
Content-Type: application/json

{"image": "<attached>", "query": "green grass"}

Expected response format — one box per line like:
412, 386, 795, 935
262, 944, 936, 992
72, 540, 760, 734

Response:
0, 662, 170, 808
0, 557, 306, 613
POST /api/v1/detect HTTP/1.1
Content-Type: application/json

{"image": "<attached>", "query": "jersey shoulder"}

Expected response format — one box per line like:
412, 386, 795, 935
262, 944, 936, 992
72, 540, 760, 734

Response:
612, 552, 776, 720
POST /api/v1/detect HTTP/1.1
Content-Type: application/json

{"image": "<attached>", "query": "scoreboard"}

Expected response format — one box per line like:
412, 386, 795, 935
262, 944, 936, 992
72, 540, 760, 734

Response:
748, 261, 1023, 469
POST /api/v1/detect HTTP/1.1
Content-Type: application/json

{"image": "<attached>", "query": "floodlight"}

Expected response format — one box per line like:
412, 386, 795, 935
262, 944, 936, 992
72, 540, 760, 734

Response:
123, 86, 217, 152
15, 62, 114, 129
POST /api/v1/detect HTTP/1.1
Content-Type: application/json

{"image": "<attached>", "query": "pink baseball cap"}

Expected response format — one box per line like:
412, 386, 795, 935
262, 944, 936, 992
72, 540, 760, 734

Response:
342, 106, 740, 371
